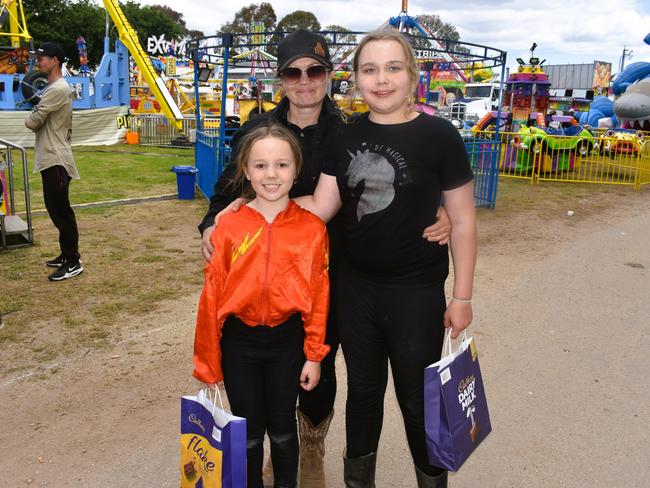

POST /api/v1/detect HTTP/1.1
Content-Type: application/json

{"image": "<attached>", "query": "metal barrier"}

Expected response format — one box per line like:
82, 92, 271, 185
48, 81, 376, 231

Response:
464, 135, 500, 208
128, 115, 197, 147
193, 127, 502, 208
463, 129, 650, 190
194, 128, 237, 198
0, 138, 33, 249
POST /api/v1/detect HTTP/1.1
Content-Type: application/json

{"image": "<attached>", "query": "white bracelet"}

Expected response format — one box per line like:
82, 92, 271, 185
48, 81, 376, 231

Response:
451, 296, 472, 304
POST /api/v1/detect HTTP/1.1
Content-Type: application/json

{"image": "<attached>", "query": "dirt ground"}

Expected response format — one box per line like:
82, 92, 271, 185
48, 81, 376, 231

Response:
1, 180, 649, 487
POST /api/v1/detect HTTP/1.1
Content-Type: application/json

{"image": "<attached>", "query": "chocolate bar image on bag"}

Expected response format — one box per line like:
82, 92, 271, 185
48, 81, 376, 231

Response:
184, 460, 196, 480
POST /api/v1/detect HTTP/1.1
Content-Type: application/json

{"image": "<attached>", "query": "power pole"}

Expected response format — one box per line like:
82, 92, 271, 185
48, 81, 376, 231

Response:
619, 46, 633, 72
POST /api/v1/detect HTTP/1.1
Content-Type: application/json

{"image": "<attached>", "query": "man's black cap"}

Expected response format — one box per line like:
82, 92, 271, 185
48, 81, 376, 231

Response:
277, 30, 332, 72
34, 42, 66, 63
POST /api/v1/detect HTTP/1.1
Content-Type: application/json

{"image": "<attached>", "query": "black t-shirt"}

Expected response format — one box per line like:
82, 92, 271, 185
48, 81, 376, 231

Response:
323, 113, 473, 285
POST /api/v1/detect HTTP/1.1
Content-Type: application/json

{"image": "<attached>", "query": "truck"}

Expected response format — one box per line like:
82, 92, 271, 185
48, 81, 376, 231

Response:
449, 82, 502, 125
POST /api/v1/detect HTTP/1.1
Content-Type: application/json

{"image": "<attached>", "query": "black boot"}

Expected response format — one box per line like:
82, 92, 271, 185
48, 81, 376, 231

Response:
343, 450, 376, 488
415, 465, 448, 488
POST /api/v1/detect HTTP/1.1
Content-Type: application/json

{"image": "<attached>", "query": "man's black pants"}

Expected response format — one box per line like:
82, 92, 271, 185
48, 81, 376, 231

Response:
41, 165, 79, 261
337, 266, 447, 477
221, 314, 304, 488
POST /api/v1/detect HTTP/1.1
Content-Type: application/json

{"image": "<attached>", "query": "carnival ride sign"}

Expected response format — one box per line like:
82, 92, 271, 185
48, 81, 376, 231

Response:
147, 34, 188, 57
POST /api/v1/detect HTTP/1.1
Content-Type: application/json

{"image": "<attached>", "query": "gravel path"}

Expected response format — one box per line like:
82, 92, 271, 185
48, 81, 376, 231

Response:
1, 204, 648, 487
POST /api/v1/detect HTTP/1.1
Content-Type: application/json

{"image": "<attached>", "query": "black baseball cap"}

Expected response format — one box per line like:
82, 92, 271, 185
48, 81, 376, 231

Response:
277, 30, 332, 72
33, 42, 66, 63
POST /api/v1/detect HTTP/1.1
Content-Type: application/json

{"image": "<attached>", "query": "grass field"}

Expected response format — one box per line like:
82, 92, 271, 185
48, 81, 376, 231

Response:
10, 145, 194, 210
2, 145, 202, 376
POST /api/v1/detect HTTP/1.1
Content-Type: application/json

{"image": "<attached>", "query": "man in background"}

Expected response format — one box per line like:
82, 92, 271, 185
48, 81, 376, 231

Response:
25, 42, 83, 281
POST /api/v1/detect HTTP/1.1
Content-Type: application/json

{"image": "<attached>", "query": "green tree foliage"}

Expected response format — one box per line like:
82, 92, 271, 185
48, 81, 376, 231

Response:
23, 0, 104, 66
265, 10, 321, 57
186, 29, 205, 41
219, 2, 277, 33
23, 0, 189, 68
275, 11, 321, 33
120, 1, 186, 50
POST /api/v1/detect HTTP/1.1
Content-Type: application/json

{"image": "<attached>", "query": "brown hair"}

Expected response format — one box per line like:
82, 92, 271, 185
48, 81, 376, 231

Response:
352, 28, 420, 104
230, 122, 303, 197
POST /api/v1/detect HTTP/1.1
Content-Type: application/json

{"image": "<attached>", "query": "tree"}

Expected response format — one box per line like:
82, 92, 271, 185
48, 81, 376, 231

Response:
265, 10, 321, 57
152, 4, 186, 30
120, 1, 187, 50
415, 14, 461, 41
186, 29, 205, 41
219, 2, 277, 33
23, 1, 191, 68
24, 0, 105, 67
412, 14, 469, 56
275, 11, 320, 33
322, 25, 358, 62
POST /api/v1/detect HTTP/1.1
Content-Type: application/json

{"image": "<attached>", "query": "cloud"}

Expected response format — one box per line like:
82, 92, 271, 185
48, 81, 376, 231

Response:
132, 0, 650, 70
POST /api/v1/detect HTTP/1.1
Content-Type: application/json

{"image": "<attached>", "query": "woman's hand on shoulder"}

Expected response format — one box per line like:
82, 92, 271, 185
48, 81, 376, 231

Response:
220, 197, 249, 219
201, 198, 250, 263
300, 360, 321, 391
443, 299, 473, 339
201, 225, 216, 262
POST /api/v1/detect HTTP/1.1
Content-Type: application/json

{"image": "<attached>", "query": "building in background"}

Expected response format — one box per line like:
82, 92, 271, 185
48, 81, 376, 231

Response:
544, 61, 613, 113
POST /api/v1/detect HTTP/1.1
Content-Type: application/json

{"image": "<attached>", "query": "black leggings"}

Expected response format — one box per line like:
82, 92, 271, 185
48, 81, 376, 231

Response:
221, 315, 304, 488
298, 271, 339, 426
40, 165, 80, 261
337, 267, 447, 477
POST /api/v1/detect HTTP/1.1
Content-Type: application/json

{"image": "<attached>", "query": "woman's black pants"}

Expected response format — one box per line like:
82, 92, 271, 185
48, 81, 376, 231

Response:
221, 315, 304, 488
337, 266, 447, 477
297, 268, 339, 426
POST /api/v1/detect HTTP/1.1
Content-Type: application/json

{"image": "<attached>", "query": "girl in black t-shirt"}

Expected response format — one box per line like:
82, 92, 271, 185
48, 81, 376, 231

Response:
296, 29, 477, 487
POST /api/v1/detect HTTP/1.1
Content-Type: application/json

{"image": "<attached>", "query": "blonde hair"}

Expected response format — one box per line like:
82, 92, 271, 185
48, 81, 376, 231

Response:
353, 29, 420, 106
230, 122, 303, 197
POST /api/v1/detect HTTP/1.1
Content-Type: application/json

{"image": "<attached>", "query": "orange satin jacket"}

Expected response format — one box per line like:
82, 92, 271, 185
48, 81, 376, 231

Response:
193, 201, 330, 384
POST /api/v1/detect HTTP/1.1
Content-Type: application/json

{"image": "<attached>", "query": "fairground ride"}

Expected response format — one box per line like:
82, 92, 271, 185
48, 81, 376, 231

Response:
102, 0, 183, 130
186, 0, 507, 207
0, 0, 184, 132
0, 0, 32, 74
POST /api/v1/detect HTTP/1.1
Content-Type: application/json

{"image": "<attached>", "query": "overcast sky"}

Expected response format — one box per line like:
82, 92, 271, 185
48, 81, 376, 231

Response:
136, 0, 650, 72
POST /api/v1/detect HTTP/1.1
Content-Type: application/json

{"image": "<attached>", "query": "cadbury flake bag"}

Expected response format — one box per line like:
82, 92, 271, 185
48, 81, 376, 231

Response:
180, 389, 246, 487
424, 329, 491, 472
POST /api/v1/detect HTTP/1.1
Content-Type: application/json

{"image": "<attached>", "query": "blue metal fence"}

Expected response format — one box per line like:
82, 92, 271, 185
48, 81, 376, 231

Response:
195, 129, 500, 208
195, 128, 236, 199
464, 135, 501, 208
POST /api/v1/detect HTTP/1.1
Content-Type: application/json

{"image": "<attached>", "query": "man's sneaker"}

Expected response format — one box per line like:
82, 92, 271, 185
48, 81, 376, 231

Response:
46, 254, 66, 268
48, 261, 83, 281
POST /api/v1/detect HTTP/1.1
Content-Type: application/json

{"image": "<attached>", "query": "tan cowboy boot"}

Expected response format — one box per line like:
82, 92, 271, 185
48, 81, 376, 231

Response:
262, 455, 274, 487
298, 408, 334, 488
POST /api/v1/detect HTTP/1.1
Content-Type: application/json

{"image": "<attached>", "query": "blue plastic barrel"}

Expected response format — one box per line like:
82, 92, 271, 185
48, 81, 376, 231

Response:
171, 165, 198, 200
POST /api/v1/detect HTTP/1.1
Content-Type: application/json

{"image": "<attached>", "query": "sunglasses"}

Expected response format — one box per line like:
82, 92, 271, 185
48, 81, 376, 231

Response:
280, 65, 328, 84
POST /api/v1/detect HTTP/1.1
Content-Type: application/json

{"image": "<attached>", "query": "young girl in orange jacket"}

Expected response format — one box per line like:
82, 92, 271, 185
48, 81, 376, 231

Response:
193, 122, 330, 488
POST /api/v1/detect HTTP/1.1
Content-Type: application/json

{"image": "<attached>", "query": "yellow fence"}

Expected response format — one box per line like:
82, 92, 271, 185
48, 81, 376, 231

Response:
463, 129, 650, 190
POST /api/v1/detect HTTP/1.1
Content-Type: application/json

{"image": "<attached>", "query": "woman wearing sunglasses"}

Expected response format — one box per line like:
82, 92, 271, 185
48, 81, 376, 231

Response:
198, 29, 451, 488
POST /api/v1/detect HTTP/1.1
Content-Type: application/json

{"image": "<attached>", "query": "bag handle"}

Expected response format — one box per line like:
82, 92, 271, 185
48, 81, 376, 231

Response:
442, 327, 468, 359
203, 385, 226, 415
